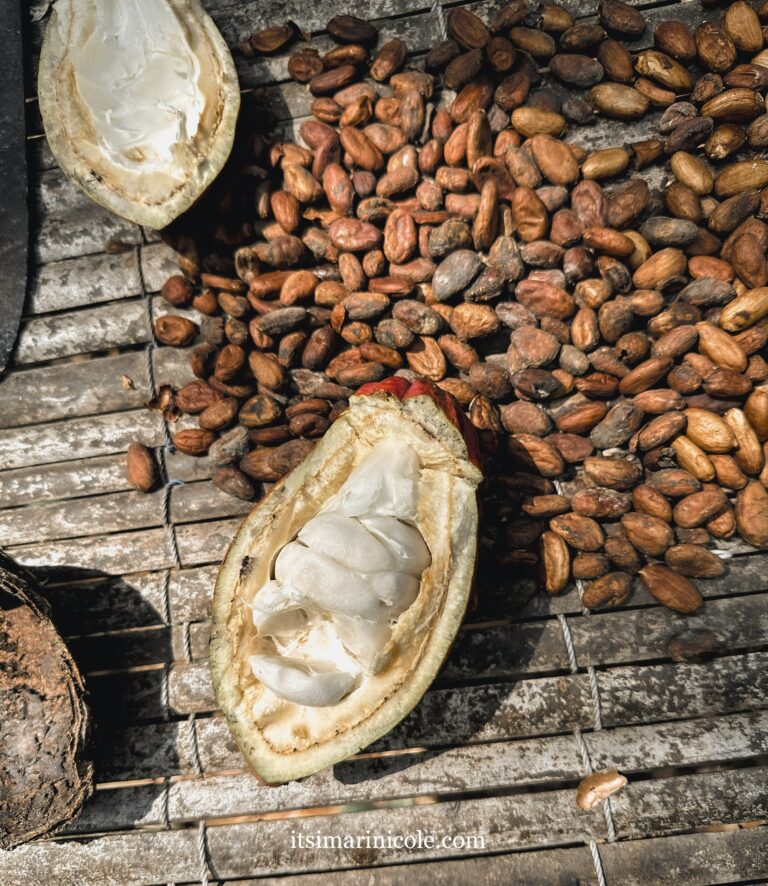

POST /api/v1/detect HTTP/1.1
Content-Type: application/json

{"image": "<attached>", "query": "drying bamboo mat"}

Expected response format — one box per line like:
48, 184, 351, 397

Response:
1, 0, 767, 883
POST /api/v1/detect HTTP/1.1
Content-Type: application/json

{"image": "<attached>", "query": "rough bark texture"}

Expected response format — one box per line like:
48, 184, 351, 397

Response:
0, 552, 92, 849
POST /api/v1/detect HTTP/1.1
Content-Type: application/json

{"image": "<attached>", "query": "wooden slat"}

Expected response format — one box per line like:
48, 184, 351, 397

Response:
0, 829, 199, 886
36, 166, 94, 214
82, 661, 591, 732
7, 525, 175, 573
570, 594, 768, 669
22, 241, 174, 324
588, 709, 768, 773
62, 588, 768, 680
93, 694, 768, 787
16, 294, 204, 365
0, 351, 152, 428
0, 445, 230, 508
12, 536, 766, 648
141, 242, 183, 293
612, 766, 768, 838
219, 827, 768, 886
41, 566, 218, 638
66, 710, 768, 835
65, 732, 585, 833
0, 409, 163, 471
6, 516, 243, 573
206, 789, 605, 878
35, 204, 141, 265
235, 846, 598, 886
52, 548, 768, 640
15, 299, 150, 364
86, 649, 766, 732
28, 249, 141, 314
68, 607, 570, 674
599, 652, 768, 728
199, 766, 764, 878
600, 827, 768, 886
0, 346, 192, 429
0, 480, 249, 546
0, 453, 134, 506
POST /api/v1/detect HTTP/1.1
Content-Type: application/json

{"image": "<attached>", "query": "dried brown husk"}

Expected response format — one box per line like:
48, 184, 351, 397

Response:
0, 553, 93, 848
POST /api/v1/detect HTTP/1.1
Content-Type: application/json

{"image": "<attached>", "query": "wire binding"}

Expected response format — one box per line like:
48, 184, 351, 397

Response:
430, 0, 448, 41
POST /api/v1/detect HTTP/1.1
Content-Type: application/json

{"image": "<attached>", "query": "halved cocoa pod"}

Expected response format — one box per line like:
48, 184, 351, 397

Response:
211, 380, 482, 783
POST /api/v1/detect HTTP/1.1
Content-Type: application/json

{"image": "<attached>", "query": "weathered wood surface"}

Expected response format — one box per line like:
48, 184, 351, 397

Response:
92, 702, 768, 785
61, 710, 768, 834
60, 590, 768, 678
0, 409, 164, 471
29, 249, 142, 313
221, 828, 768, 886
0, 346, 192, 429
71, 648, 768, 737
3, 0, 768, 882
9, 537, 766, 639
192, 767, 767, 879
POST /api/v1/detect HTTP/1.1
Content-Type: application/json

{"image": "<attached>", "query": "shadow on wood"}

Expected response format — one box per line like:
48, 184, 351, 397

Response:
22, 563, 178, 833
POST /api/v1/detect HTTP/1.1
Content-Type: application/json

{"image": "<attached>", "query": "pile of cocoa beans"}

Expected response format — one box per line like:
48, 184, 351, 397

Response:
132, 0, 768, 615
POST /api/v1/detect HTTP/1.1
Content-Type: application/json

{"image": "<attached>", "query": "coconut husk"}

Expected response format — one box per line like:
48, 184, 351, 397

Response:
0, 552, 93, 849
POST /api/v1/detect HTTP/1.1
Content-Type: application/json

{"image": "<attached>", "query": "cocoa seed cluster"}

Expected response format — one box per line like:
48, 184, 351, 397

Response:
132, 0, 768, 614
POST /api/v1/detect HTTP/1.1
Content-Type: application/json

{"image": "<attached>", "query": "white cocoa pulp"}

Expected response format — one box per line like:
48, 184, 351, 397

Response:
63, 0, 206, 171
249, 438, 431, 707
